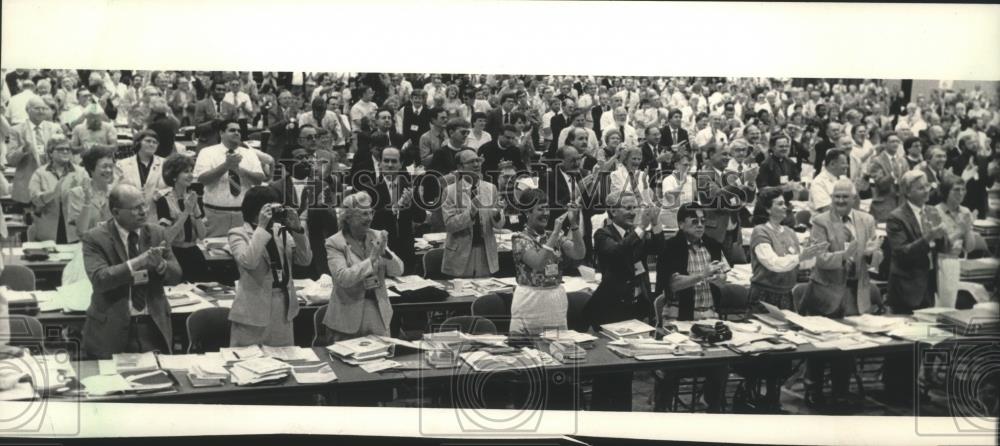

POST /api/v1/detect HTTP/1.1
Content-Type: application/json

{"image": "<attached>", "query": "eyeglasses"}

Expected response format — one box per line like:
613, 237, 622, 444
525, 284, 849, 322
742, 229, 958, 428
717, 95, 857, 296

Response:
685, 217, 707, 224
51, 147, 73, 153
119, 203, 148, 213
299, 135, 317, 141
462, 157, 485, 165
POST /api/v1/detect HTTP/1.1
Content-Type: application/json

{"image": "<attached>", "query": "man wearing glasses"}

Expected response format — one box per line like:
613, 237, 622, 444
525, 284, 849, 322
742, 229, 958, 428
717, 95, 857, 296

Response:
81, 183, 181, 358
441, 149, 504, 278
193, 119, 266, 237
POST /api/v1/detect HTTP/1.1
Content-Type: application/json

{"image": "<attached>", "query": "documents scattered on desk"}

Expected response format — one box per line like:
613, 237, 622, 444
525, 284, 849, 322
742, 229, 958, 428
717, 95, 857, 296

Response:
577, 265, 598, 282
562, 276, 599, 294
421, 233, 447, 243
844, 314, 908, 333
548, 341, 586, 363
938, 308, 1000, 335
291, 363, 337, 383
81, 374, 133, 396
886, 323, 953, 346
388, 276, 443, 292
261, 345, 320, 362
812, 335, 881, 351
540, 329, 598, 348
294, 274, 333, 304
114, 352, 160, 373
726, 264, 753, 286
359, 359, 401, 373
230, 357, 290, 385
460, 349, 556, 372
730, 340, 797, 354
327, 336, 394, 362
912, 307, 953, 323
221, 345, 264, 362
21, 240, 57, 251
782, 311, 856, 334
157, 354, 201, 371
779, 332, 811, 345
601, 319, 656, 340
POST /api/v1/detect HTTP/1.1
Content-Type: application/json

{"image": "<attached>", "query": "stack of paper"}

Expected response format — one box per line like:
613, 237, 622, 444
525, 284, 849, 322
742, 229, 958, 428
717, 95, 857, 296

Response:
190, 359, 229, 381
912, 307, 953, 323
294, 274, 333, 304
540, 329, 598, 348
261, 346, 321, 362
733, 340, 797, 354
782, 311, 856, 335
600, 319, 656, 341
459, 348, 555, 372
388, 276, 444, 292
607, 335, 702, 360
726, 264, 753, 286
327, 336, 394, 363
291, 363, 337, 383
812, 335, 881, 351
844, 314, 908, 333
113, 352, 160, 373
886, 323, 954, 346
358, 359, 402, 373
220, 345, 264, 363
548, 341, 586, 363
229, 357, 290, 385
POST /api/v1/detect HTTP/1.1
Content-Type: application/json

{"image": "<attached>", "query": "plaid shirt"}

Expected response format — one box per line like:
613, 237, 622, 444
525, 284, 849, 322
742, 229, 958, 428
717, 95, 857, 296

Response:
663, 239, 719, 321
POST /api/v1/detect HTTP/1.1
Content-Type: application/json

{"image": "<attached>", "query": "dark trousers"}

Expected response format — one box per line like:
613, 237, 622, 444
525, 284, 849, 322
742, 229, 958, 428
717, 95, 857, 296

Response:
659, 366, 728, 412
125, 316, 169, 354
806, 356, 856, 396
590, 372, 633, 411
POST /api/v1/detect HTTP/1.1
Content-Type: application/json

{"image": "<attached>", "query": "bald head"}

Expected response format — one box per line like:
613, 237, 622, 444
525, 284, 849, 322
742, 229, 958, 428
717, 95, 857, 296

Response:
109, 184, 147, 230
26, 97, 48, 123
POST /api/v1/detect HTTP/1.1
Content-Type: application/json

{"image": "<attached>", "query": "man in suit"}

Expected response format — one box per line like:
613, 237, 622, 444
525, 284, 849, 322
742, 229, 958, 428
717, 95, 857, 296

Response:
803, 178, 883, 409
812, 121, 841, 172
692, 143, 753, 263
81, 184, 182, 359
362, 147, 426, 274
479, 125, 527, 185
659, 108, 690, 154
886, 170, 947, 314
546, 98, 575, 157
584, 190, 664, 411
401, 90, 432, 150
7, 96, 64, 207
441, 149, 504, 278
485, 92, 518, 140
921, 145, 948, 205
192, 81, 236, 127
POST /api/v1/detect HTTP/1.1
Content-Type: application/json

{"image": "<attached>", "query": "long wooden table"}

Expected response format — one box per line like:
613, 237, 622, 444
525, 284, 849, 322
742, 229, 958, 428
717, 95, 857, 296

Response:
32, 331, 940, 405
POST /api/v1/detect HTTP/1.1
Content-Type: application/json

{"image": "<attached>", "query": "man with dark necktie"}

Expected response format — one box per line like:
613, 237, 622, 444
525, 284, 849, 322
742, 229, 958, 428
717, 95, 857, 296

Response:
81, 184, 182, 358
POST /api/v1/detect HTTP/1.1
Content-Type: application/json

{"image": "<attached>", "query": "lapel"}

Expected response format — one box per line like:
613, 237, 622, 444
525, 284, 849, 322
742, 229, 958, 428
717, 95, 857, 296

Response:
106, 219, 128, 263
900, 202, 922, 237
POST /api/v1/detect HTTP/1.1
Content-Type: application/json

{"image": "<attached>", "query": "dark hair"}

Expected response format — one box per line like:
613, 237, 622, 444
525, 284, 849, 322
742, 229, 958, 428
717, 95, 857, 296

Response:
471, 112, 487, 122
501, 124, 518, 134
517, 188, 547, 212
430, 106, 448, 120
162, 153, 196, 187
769, 132, 791, 148
446, 117, 471, 134
132, 129, 159, 152
501, 92, 517, 104
311, 97, 326, 110
676, 202, 704, 223
668, 109, 683, 120
695, 112, 709, 121
823, 149, 847, 166
903, 136, 921, 150
241, 185, 282, 224
217, 118, 240, 133
938, 172, 965, 199
510, 111, 527, 124
756, 187, 785, 217
81, 146, 115, 176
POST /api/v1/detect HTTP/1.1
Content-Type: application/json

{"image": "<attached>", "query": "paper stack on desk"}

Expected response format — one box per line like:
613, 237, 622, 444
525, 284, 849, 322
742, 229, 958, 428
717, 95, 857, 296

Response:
327, 336, 394, 363
230, 357, 290, 385
291, 363, 337, 383
113, 352, 160, 373
220, 345, 264, 363
261, 346, 320, 362
460, 348, 556, 372
782, 311, 856, 334
294, 274, 333, 304
548, 341, 586, 363
844, 314, 908, 333
540, 329, 598, 348
600, 319, 656, 341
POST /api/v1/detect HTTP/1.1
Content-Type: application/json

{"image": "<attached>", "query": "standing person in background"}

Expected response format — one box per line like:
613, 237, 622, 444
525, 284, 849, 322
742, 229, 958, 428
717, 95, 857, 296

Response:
193, 119, 266, 237
441, 149, 504, 278
28, 136, 88, 243
66, 146, 116, 241
155, 154, 209, 283
228, 186, 312, 347
8, 97, 64, 211
117, 130, 168, 223
145, 97, 179, 158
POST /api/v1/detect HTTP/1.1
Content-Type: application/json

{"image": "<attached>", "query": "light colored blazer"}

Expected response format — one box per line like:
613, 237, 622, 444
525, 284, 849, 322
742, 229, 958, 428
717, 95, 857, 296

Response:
441, 179, 503, 276
323, 230, 403, 335
806, 209, 880, 316
28, 164, 88, 242
116, 155, 167, 223
7, 121, 63, 203
65, 185, 112, 242
228, 223, 312, 327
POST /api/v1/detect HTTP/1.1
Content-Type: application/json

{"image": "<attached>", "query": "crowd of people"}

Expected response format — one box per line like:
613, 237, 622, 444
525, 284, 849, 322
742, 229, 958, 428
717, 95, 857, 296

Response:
1, 69, 998, 412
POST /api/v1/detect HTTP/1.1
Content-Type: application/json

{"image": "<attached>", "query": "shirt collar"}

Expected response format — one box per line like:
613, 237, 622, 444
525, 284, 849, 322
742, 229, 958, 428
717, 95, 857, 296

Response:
113, 219, 138, 244
907, 200, 923, 217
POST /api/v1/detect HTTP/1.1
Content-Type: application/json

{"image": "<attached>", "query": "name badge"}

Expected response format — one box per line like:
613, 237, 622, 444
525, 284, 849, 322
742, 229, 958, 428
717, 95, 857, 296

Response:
633, 261, 645, 276
133, 269, 149, 286
544, 263, 559, 277
363, 276, 380, 290
509, 214, 519, 224
789, 157, 797, 163
779, 175, 789, 183
410, 124, 419, 132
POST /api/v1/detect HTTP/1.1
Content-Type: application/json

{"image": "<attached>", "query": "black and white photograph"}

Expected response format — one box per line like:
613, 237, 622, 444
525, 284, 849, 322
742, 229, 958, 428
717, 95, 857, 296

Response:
0, 1, 997, 445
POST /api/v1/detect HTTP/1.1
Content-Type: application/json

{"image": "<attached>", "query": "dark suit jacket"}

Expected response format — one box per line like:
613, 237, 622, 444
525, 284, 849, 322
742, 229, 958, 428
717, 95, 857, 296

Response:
402, 105, 432, 147
547, 113, 571, 156
365, 174, 426, 273
756, 155, 801, 189
584, 224, 665, 329
591, 107, 606, 139
81, 220, 182, 359
485, 108, 514, 140
655, 233, 726, 320
192, 97, 237, 126
659, 125, 689, 151
479, 141, 526, 185
886, 203, 940, 312
921, 165, 945, 206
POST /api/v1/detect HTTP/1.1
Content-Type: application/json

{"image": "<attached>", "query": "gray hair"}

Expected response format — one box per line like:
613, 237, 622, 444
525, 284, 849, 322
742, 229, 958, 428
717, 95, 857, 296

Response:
605, 189, 638, 209
898, 170, 927, 197
337, 191, 372, 221
831, 177, 857, 196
